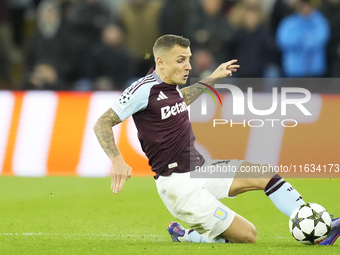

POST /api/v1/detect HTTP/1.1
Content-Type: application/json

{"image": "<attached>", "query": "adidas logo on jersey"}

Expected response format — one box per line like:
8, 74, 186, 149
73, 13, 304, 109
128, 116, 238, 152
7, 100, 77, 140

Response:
161, 102, 187, 120
157, 91, 168, 101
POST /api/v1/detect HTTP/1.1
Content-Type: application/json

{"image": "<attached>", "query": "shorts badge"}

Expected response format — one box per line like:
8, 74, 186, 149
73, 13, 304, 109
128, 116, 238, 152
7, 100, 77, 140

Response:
214, 207, 228, 220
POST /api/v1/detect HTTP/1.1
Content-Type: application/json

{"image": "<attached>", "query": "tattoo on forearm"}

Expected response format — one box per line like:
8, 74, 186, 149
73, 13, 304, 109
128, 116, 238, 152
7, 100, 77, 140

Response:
93, 108, 122, 161
180, 78, 220, 106
180, 84, 204, 106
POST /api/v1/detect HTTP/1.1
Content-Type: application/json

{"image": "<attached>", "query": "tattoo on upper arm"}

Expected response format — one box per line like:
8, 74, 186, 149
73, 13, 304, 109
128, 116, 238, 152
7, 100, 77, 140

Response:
100, 108, 122, 127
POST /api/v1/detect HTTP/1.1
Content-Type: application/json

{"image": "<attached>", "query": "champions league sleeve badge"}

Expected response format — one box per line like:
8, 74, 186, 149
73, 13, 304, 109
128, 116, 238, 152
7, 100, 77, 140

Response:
119, 90, 131, 104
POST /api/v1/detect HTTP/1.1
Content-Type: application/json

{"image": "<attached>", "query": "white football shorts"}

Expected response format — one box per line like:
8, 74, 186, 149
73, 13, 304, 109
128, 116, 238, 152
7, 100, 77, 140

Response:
156, 159, 243, 240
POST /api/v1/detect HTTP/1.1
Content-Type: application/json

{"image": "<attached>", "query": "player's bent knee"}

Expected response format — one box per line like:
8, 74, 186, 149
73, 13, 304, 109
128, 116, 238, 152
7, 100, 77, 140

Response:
226, 224, 257, 243
243, 226, 257, 243
234, 223, 257, 243
222, 214, 257, 243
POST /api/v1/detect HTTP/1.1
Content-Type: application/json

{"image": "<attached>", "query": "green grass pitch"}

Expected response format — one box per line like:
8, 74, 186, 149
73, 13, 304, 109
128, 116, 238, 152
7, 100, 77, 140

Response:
0, 177, 339, 255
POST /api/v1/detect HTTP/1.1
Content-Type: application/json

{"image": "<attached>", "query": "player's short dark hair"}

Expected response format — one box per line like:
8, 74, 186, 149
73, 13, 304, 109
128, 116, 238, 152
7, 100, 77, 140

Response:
153, 35, 190, 54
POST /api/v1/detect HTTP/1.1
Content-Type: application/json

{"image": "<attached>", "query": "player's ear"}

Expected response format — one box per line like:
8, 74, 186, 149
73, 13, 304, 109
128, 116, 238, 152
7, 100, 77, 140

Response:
156, 56, 165, 70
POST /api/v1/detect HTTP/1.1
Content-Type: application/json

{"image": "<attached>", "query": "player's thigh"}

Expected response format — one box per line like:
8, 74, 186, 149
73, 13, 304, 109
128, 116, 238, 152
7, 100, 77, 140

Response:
221, 214, 257, 243
175, 187, 237, 241
229, 161, 277, 197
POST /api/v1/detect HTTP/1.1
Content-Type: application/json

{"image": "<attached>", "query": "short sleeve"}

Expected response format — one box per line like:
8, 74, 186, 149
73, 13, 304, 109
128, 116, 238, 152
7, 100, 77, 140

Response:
111, 80, 154, 121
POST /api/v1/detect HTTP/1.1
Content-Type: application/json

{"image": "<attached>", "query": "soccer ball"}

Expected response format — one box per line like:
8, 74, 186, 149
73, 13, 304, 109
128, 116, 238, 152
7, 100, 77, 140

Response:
289, 203, 332, 244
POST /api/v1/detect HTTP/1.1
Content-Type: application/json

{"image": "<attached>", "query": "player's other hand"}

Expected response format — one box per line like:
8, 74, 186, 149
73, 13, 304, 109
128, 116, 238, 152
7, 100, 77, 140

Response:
111, 154, 132, 194
209, 59, 239, 79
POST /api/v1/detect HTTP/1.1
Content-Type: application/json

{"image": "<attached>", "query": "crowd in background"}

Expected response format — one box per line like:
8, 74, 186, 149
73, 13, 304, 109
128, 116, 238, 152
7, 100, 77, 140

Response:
0, 0, 339, 91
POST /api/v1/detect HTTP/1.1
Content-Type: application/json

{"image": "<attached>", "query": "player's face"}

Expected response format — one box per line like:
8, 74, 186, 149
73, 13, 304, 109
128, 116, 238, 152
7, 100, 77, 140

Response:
163, 45, 192, 85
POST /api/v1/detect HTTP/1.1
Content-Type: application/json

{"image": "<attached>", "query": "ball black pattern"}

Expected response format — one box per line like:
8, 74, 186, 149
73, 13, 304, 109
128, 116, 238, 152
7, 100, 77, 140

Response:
289, 203, 332, 245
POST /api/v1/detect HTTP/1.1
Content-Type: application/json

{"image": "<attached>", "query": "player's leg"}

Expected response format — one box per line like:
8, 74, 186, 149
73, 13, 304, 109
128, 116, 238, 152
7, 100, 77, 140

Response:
229, 161, 340, 245
165, 161, 339, 244
220, 214, 257, 243
158, 171, 257, 243
170, 160, 305, 243
162, 167, 258, 244
229, 161, 305, 217
168, 213, 257, 243
167, 222, 227, 243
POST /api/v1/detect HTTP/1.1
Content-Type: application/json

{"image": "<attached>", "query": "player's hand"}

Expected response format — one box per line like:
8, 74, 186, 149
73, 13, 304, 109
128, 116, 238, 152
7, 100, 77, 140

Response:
209, 59, 240, 79
111, 154, 132, 194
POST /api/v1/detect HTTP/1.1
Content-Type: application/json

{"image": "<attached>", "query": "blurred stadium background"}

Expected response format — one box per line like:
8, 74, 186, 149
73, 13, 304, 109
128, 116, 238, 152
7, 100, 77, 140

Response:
0, 0, 339, 177
1, 0, 340, 90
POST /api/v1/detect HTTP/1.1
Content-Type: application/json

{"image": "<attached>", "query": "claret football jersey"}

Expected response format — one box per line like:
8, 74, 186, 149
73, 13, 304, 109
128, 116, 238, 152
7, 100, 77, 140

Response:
111, 68, 205, 179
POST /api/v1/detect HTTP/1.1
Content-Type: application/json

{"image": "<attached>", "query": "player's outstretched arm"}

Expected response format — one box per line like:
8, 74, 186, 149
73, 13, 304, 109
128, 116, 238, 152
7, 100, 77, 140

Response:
180, 59, 239, 106
93, 108, 132, 194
